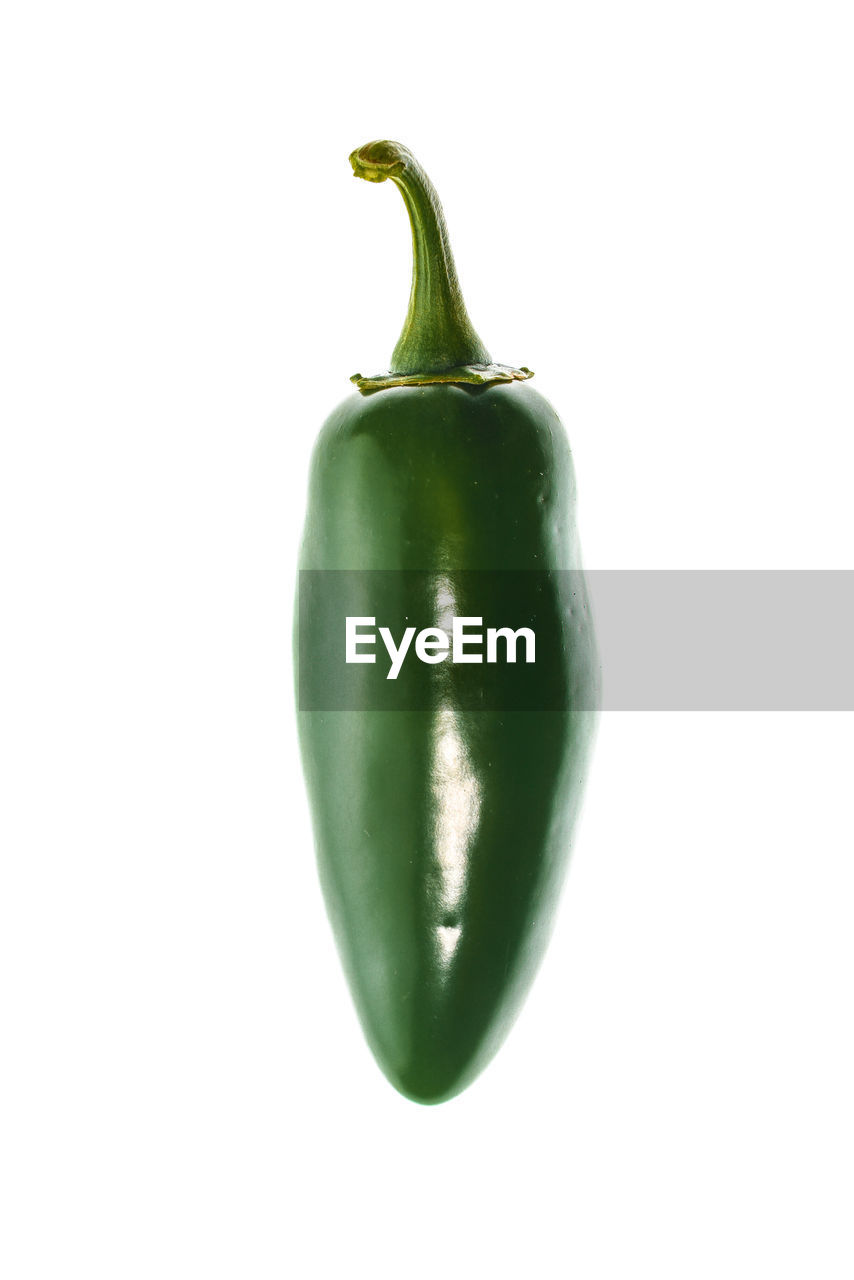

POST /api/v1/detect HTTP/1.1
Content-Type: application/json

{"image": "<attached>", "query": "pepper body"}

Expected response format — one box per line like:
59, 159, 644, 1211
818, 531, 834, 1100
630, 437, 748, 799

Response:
296, 141, 598, 1103
297, 381, 598, 1103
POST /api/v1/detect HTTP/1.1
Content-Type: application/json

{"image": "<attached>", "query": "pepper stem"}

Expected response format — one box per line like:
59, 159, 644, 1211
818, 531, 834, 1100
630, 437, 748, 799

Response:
350, 141, 492, 376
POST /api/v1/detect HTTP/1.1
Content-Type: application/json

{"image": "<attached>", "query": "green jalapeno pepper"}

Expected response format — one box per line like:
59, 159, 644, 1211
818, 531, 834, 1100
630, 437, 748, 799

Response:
296, 141, 599, 1104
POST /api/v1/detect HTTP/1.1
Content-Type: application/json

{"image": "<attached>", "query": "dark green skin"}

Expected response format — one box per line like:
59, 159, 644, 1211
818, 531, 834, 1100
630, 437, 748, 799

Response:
297, 380, 598, 1103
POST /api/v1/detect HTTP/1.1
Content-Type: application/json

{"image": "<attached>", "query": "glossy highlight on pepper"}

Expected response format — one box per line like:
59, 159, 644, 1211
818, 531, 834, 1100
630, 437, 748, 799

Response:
296, 141, 599, 1103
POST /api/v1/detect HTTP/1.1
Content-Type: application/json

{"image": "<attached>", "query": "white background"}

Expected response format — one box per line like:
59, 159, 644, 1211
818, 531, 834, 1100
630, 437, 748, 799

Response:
1, 2, 852, 1276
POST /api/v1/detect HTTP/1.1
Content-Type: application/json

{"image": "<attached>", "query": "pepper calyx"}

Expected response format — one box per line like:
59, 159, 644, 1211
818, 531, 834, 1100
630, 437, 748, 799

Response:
350, 363, 535, 394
